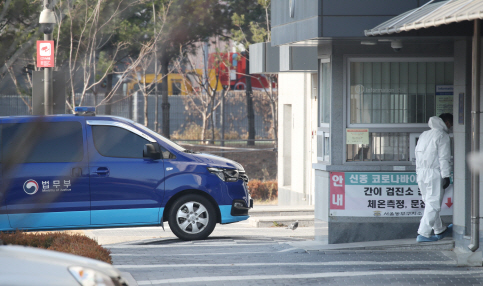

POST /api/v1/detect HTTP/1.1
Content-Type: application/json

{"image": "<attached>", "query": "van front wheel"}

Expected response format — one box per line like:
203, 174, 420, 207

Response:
168, 194, 217, 241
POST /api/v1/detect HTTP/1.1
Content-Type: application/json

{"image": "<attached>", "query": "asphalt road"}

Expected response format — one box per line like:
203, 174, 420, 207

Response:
108, 237, 483, 286
86, 221, 483, 285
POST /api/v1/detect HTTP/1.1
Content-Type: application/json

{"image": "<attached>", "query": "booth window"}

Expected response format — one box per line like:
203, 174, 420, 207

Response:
347, 60, 453, 162
348, 132, 409, 162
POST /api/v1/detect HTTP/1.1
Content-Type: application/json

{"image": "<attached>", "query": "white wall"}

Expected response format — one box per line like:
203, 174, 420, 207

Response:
278, 72, 316, 205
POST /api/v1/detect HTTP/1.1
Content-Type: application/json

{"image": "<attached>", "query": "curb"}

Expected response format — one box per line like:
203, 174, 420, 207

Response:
249, 209, 315, 217
248, 215, 314, 228
288, 238, 455, 252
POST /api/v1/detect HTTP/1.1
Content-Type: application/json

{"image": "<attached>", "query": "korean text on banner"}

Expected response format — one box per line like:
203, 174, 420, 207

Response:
330, 172, 345, 210
329, 172, 453, 217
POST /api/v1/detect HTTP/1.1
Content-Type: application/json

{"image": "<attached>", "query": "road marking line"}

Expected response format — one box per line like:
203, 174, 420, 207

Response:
136, 270, 483, 285
116, 260, 455, 269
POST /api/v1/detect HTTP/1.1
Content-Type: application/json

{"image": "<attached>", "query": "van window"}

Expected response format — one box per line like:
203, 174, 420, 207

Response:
133, 122, 185, 153
92, 125, 149, 158
2, 121, 83, 163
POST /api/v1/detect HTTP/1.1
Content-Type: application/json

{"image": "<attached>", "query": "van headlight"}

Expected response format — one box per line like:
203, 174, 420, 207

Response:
68, 266, 116, 286
207, 167, 239, 182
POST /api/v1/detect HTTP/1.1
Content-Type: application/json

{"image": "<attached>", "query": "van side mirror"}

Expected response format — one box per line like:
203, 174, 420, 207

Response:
143, 143, 161, 160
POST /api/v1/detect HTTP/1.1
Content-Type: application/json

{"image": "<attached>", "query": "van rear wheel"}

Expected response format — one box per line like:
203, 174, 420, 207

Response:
168, 194, 217, 241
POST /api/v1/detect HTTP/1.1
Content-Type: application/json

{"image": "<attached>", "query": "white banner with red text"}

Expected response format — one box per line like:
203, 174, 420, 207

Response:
329, 172, 453, 217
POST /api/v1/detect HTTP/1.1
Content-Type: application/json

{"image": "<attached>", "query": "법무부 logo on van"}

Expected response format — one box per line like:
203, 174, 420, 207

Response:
23, 179, 39, 195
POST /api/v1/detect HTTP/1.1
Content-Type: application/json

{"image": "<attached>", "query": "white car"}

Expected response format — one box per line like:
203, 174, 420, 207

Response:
0, 245, 130, 286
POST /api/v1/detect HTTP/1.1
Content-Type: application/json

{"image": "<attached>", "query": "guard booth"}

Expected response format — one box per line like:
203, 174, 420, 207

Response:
313, 56, 455, 244
249, 0, 466, 245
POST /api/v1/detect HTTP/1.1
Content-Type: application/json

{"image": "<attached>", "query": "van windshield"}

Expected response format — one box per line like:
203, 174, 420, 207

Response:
133, 122, 186, 152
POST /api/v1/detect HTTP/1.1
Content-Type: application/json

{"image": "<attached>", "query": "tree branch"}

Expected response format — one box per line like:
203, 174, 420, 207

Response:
0, 31, 40, 79
0, 0, 12, 25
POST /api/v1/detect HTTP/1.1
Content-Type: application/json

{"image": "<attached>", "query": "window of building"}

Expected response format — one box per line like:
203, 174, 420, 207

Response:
350, 60, 453, 125
319, 61, 331, 125
347, 58, 453, 162
2, 121, 83, 163
92, 125, 150, 158
347, 132, 409, 162
318, 60, 331, 163
317, 131, 330, 162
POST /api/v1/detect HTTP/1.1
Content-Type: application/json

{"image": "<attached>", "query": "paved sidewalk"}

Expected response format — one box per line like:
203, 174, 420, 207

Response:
86, 204, 460, 254
251, 205, 459, 253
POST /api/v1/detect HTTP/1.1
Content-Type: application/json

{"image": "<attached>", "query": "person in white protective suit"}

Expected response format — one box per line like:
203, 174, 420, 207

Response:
415, 114, 453, 242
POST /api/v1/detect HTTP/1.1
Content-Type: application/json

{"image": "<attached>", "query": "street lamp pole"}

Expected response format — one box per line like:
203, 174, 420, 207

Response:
39, 0, 55, 115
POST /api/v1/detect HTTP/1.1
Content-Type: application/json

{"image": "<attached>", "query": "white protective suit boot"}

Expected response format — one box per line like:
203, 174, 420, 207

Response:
415, 116, 452, 239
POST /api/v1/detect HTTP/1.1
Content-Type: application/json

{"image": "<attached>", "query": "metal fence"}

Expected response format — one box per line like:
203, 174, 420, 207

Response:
0, 95, 32, 115
0, 91, 276, 141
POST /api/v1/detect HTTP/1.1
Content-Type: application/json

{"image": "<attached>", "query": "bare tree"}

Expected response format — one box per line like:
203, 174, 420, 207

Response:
254, 0, 277, 147
58, 0, 141, 112
229, 69, 278, 146
51, 0, 172, 118
130, 51, 166, 127
174, 40, 230, 144
96, 1, 171, 125
255, 74, 277, 147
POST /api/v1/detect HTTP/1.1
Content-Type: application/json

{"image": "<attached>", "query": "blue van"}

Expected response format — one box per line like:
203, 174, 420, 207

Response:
0, 108, 252, 240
